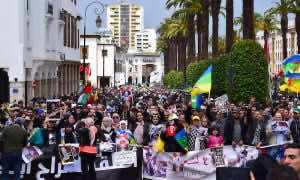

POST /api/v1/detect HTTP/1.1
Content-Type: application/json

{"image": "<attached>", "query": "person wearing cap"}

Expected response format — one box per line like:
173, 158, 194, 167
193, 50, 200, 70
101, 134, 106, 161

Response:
161, 113, 185, 152
290, 107, 300, 143
0, 117, 28, 180
188, 115, 209, 151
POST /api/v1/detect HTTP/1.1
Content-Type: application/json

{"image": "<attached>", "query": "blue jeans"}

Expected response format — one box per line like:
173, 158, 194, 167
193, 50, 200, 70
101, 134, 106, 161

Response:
2, 151, 22, 180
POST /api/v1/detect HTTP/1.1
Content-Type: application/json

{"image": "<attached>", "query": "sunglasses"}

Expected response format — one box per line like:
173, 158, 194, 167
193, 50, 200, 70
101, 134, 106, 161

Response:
112, 116, 119, 119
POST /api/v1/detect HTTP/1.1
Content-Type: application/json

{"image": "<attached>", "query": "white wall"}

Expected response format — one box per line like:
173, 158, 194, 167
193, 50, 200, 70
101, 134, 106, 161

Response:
81, 37, 116, 87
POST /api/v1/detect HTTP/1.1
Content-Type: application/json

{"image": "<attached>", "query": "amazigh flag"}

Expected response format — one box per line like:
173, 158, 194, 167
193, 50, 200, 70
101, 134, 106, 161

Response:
191, 94, 204, 109
191, 65, 212, 95
175, 129, 188, 151
77, 93, 90, 105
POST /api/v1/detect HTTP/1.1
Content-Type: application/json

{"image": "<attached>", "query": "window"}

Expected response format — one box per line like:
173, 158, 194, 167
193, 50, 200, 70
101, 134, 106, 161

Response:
80, 46, 89, 59
26, 0, 29, 13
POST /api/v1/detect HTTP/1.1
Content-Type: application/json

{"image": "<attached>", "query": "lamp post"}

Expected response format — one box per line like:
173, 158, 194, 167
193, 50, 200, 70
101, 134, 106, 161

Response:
82, 1, 104, 85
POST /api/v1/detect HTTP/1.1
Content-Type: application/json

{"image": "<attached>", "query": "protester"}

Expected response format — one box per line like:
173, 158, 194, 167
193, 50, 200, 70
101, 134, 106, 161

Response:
161, 113, 185, 152
78, 117, 97, 179
208, 126, 224, 148
224, 107, 246, 145
266, 112, 290, 145
1, 117, 28, 180
283, 143, 300, 178
266, 165, 299, 180
188, 115, 208, 151
290, 108, 300, 143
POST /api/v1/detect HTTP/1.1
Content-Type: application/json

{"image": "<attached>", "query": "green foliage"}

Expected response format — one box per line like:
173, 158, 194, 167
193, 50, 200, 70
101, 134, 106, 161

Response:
186, 59, 211, 86
228, 40, 269, 103
163, 70, 184, 89
185, 56, 229, 97
211, 55, 229, 96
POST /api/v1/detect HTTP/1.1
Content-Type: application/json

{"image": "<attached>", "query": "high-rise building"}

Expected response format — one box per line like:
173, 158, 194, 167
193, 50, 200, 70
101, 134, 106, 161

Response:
107, 3, 144, 51
135, 29, 157, 53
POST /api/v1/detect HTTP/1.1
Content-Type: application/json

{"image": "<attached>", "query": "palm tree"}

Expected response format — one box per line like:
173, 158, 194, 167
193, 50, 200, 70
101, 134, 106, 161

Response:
166, 17, 189, 72
243, 0, 255, 39
166, 0, 201, 61
256, 11, 279, 63
157, 19, 177, 72
201, 0, 210, 58
211, 0, 222, 57
234, 13, 267, 37
269, 0, 292, 59
226, 0, 234, 53
290, 0, 300, 54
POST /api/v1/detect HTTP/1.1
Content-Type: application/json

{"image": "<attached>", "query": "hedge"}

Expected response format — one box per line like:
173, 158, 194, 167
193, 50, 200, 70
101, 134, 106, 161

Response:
163, 70, 184, 89
228, 40, 269, 103
185, 40, 268, 103
186, 55, 229, 97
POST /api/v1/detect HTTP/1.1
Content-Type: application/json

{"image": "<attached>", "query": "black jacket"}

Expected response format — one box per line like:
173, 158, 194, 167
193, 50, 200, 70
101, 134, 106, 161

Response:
290, 120, 300, 143
244, 120, 267, 145
224, 116, 247, 145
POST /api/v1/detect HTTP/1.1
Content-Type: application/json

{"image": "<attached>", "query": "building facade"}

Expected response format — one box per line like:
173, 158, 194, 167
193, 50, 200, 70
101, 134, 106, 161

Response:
80, 34, 117, 88
107, 3, 144, 51
135, 29, 157, 53
115, 52, 164, 85
256, 20, 298, 75
0, 0, 81, 103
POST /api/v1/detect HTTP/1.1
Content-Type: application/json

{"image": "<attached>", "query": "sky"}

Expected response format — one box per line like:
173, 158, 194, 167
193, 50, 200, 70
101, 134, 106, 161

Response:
79, 0, 279, 35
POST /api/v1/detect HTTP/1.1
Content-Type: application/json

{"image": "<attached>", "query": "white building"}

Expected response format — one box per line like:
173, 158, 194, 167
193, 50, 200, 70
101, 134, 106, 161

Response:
0, 0, 81, 103
115, 52, 164, 85
256, 20, 298, 75
107, 3, 144, 51
135, 29, 157, 53
80, 34, 117, 88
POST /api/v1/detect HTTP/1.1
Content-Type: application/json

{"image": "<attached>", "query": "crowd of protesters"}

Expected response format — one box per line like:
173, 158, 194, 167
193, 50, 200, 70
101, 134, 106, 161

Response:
1, 85, 300, 179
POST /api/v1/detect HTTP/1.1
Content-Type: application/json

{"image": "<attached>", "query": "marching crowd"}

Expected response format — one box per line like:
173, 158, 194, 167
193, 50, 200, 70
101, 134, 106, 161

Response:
1, 86, 300, 179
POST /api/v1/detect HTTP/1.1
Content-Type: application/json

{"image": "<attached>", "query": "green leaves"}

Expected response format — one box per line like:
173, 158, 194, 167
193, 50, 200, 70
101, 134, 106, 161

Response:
228, 40, 269, 103
163, 70, 184, 89
185, 40, 269, 103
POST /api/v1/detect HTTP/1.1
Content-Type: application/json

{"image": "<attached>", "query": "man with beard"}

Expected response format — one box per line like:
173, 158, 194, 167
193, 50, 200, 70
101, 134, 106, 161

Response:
224, 107, 246, 145
245, 111, 267, 147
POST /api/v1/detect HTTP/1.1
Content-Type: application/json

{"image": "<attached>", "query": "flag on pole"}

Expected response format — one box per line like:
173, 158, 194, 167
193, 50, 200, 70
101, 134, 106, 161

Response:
191, 94, 204, 109
191, 65, 212, 95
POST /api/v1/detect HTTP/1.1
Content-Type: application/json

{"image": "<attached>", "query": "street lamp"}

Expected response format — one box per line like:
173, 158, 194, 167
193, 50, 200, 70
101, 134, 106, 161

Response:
82, 1, 104, 85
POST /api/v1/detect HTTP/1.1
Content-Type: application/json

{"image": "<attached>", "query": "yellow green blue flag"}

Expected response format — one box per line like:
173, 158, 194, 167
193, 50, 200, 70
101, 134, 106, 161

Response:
191, 65, 212, 95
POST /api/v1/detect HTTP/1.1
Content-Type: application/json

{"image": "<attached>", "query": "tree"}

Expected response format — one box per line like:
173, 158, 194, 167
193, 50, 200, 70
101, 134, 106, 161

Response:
226, 0, 234, 53
211, 0, 222, 57
256, 11, 279, 63
269, 0, 292, 59
166, 0, 201, 61
201, 0, 210, 59
243, 0, 255, 39
163, 71, 184, 89
290, 0, 300, 54
229, 40, 269, 103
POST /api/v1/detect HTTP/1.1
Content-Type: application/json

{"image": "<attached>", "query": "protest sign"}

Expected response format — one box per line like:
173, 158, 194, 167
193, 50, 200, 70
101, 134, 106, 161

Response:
2, 147, 143, 180
46, 99, 61, 121
143, 145, 258, 180
112, 150, 137, 166
259, 143, 289, 162
22, 146, 43, 164
214, 95, 228, 113
58, 143, 79, 165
